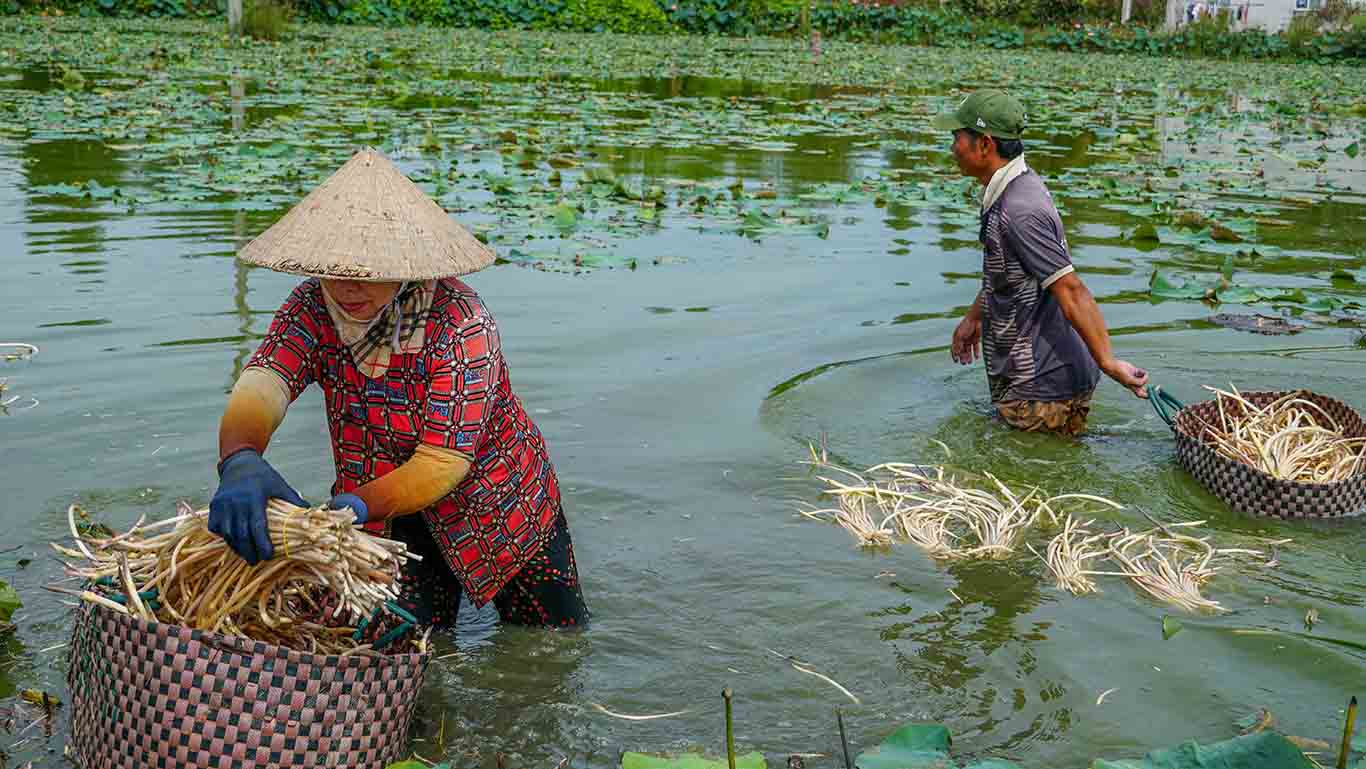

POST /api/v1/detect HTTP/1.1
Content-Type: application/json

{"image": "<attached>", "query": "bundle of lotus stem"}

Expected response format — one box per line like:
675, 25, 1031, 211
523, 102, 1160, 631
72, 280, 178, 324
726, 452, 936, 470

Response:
1199, 385, 1366, 483
1032, 516, 1285, 613
1028, 515, 1109, 595
801, 447, 1286, 613
801, 453, 1122, 560
52, 499, 426, 656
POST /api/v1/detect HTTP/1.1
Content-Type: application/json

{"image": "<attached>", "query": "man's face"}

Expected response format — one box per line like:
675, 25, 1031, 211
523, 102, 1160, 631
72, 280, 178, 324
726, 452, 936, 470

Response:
950, 129, 991, 178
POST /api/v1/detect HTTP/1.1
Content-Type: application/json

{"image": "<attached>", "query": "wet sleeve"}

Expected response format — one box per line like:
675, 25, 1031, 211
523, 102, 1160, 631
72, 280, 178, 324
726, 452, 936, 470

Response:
218, 367, 291, 458
1006, 208, 1075, 290
244, 283, 324, 401
352, 443, 472, 518
421, 316, 502, 456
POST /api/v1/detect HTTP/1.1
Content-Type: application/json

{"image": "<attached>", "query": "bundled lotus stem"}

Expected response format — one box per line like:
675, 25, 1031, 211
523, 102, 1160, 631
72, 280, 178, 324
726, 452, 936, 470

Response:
52, 499, 426, 656
1199, 385, 1366, 483
800, 453, 1122, 560
801, 447, 1286, 613
1033, 515, 1285, 613
1101, 523, 1231, 612
1028, 515, 1110, 596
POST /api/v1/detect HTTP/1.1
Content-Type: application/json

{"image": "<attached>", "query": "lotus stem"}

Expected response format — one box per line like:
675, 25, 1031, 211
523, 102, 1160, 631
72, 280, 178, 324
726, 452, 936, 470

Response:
1200, 386, 1366, 483
51, 500, 419, 655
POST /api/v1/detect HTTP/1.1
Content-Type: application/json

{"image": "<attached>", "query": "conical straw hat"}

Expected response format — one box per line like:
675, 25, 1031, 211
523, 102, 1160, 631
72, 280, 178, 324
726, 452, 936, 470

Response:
237, 148, 495, 282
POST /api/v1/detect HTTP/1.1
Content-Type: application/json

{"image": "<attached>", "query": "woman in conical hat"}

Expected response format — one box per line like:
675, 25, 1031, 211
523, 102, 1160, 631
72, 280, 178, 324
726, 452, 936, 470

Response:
209, 148, 587, 629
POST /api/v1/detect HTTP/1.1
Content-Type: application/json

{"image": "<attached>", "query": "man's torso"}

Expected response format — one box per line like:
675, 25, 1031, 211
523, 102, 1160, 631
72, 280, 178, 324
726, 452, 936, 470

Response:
979, 172, 1099, 403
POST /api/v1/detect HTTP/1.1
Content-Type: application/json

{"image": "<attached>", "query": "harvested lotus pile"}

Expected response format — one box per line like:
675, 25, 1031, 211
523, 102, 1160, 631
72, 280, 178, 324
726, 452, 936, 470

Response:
51, 500, 427, 656
1198, 385, 1366, 483
800, 445, 1287, 613
799, 446, 1122, 559
1030, 515, 1286, 613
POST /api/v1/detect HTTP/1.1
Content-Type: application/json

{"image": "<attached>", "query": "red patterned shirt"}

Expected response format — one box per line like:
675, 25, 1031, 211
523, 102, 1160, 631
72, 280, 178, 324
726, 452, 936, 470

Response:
246, 278, 562, 605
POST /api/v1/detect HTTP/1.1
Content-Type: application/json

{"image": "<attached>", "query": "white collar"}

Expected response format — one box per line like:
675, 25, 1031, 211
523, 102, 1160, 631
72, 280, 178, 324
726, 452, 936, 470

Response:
981, 154, 1029, 213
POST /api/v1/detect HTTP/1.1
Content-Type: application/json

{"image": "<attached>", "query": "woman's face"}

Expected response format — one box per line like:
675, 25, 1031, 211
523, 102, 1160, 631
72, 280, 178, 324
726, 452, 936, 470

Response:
321, 279, 401, 321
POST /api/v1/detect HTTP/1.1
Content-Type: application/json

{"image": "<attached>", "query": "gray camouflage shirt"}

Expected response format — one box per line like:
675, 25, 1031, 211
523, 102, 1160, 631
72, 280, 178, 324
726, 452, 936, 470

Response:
979, 171, 1099, 403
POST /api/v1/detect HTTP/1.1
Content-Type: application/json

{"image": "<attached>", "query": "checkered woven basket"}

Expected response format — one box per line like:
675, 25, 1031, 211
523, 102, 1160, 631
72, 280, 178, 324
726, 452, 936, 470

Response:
67, 602, 430, 769
1153, 387, 1366, 519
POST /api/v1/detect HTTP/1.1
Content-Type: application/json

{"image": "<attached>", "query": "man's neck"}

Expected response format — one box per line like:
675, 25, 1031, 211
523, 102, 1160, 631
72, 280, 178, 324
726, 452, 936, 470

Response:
976, 157, 1009, 187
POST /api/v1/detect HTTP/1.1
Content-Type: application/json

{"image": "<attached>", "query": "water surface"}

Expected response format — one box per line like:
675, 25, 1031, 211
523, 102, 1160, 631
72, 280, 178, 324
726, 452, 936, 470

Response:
0, 18, 1363, 768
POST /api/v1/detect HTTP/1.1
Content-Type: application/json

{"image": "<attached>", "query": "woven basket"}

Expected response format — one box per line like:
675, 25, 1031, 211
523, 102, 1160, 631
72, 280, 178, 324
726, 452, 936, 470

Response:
67, 602, 430, 769
1153, 387, 1366, 519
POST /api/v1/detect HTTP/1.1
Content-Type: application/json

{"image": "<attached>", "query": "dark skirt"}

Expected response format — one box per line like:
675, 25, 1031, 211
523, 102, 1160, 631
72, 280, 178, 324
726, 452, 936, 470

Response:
390, 512, 588, 630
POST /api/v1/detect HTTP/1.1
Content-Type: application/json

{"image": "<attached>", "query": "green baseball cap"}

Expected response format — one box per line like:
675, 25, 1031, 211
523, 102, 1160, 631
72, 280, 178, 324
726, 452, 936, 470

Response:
932, 90, 1027, 140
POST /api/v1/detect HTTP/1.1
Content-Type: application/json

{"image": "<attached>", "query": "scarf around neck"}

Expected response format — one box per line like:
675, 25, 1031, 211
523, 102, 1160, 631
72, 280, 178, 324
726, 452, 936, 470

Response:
321, 280, 435, 378
980, 154, 1029, 214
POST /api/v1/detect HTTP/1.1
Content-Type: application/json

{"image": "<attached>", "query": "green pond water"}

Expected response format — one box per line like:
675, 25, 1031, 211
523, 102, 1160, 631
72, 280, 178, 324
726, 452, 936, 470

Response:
0, 16, 1364, 768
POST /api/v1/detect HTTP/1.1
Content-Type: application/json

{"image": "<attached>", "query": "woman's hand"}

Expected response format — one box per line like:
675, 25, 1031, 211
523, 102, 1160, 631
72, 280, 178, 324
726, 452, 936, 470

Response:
330, 493, 369, 525
209, 448, 307, 565
951, 314, 982, 365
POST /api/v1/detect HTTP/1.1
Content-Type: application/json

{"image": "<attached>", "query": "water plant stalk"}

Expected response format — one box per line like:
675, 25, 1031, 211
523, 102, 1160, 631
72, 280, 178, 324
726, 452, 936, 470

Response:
723, 688, 735, 769
836, 708, 852, 769
1338, 695, 1358, 769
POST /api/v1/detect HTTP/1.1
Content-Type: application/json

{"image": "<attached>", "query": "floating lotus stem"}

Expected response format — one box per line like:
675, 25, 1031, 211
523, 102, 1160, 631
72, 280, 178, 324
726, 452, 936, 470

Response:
802, 447, 1286, 613
0, 342, 38, 361
1029, 515, 1109, 595
800, 451, 1121, 560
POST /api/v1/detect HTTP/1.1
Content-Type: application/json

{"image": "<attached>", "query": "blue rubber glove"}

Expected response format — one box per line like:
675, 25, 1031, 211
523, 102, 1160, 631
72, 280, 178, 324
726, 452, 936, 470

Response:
330, 493, 368, 525
209, 448, 307, 565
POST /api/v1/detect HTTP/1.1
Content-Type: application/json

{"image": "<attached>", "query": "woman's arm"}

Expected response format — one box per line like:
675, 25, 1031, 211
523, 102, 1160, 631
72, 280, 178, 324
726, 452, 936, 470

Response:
348, 444, 471, 523
218, 367, 291, 460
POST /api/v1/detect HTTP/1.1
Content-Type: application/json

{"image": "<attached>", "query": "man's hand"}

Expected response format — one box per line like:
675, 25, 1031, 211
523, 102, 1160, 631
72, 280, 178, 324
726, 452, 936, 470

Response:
951, 315, 982, 365
1101, 358, 1149, 399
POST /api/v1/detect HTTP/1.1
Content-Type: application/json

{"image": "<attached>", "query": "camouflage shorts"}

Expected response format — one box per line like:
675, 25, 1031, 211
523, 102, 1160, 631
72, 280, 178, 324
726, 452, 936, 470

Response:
996, 390, 1095, 437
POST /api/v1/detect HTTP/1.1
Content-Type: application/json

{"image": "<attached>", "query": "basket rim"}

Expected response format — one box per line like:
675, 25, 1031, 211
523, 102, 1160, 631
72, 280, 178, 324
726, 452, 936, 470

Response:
1173, 388, 1366, 491
76, 601, 432, 667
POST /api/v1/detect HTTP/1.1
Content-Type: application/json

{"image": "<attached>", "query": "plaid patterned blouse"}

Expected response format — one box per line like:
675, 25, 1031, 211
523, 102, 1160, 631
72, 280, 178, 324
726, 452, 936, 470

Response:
246, 278, 562, 605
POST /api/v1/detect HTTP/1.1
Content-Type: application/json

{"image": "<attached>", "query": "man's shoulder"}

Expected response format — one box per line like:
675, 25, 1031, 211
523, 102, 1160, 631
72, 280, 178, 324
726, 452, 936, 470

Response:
1000, 172, 1058, 217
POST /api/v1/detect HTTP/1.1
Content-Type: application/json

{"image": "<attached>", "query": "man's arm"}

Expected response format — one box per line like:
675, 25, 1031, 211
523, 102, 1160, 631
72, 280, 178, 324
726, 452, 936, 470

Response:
1048, 272, 1148, 398
964, 289, 984, 323
951, 289, 986, 365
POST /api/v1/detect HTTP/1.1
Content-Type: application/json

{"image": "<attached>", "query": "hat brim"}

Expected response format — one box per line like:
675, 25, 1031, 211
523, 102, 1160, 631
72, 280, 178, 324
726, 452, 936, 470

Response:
932, 112, 967, 132
237, 148, 496, 282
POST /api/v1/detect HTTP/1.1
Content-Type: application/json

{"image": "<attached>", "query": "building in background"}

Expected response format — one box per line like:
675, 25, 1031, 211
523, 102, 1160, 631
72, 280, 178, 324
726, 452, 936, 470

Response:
1178, 0, 1351, 32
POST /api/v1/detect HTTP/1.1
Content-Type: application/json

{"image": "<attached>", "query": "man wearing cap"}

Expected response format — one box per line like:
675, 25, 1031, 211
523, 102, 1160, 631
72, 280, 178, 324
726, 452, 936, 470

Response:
934, 90, 1148, 436
208, 149, 587, 630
